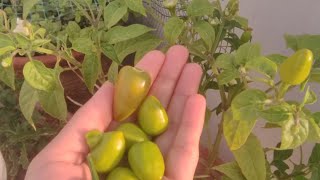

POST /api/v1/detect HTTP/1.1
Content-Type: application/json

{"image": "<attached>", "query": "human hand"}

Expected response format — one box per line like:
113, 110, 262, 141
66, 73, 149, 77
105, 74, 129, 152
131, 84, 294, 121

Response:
25, 45, 206, 180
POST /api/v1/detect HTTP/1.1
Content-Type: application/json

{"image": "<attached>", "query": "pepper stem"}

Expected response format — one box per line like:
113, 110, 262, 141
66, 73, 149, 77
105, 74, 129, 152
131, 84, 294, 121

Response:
278, 82, 291, 99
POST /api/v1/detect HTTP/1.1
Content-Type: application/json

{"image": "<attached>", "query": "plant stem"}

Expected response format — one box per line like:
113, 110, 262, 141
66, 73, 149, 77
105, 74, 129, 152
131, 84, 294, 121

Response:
66, 96, 83, 107
265, 81, 281, 93
277, 82, 291, 99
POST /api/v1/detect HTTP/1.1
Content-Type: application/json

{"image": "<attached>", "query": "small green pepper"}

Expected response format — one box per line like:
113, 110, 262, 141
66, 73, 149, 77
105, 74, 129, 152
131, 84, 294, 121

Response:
116, 123, 149, 149
113, 66, 152, 122
106, 167, 139, 180
85, 129, 102, 150
128, 141, 165, 180
90, 131, 125, 173
138, 96, 169, 136
279, 49, 313, 85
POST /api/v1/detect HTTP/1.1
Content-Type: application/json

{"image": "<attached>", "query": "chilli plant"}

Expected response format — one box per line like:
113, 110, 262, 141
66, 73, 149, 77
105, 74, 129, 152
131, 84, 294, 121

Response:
161, 0, 320, 179
0, 0, 161, 129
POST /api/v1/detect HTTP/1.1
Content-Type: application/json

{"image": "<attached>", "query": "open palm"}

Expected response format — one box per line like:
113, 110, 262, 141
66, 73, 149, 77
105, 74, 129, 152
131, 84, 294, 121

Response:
25, 45, 206, 180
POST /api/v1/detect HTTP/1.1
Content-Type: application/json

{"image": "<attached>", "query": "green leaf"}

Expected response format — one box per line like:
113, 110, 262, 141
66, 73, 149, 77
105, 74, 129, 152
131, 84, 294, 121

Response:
100, 43, 120, 64
223, 110, 256, 150
231, 89, 267, 121
188, 40, 208, 60
302, 86, 317, 106
15, 33, 30, 49
0, 46, 15, 56
266, 54, 287, 65
19, 81, 38, 130
72, 37, 95, 54
245, 56, 277, 78
194, 20, 215, 50
310, 167, 320, 180
107, 62, 118, 83
215, 54, 236, 69
104, 1, 128, 29
234, 16, 248, 29
259, 105, 292, 123
309, 144, 320, 164
273, 147, 293, 161
124, 0, 146, 16
104, 24, 153, 44
213, 162, 246, 180
163, 17, 185, 45
280, 116, 309, 149
235, 43, 261, 65
0, 33, 15, 48
232, 134, 266, 180
312, 112, 320, 125
218, 69, 240, 85
134, 37, 162, 64
82, 53, 101, 93
114, 33, 160, 62
66, 21, 81, 43
0, 57, 15, 89
38, 73, 67, 121
272, 160, 289, 173
23, 60, 55, 91
187, 0, 214, 17
307, 117, 320, 142
23, 0, 40, 19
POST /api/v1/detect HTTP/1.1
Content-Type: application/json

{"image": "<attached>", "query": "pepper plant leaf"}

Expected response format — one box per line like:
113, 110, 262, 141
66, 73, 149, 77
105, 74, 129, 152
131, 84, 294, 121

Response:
104, 1, 128, 29
0, 56, 15, 90
163, 17, 185, 45
187, 0, 215, 17
194, 20, 215, 50
232, 134, 266, 180
235, 43, 261, 65
19, 81, 38, 130
245, 56, 277, 78
213, 161, 246, 180
124, 0, 146, 16
81, 53, 102, 93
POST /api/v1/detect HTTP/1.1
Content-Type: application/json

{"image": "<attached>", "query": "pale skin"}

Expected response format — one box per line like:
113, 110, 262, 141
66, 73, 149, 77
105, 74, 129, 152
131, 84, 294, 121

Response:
25, 45, 206, 180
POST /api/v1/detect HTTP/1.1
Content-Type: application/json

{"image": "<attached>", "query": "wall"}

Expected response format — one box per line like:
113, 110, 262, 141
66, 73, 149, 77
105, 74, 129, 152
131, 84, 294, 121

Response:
207, 0, 320, 163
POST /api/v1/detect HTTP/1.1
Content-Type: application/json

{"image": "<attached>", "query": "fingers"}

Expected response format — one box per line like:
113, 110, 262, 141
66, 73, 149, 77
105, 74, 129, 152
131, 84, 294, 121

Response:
156, 63, 203, 156
149, 45, 189, 109
165, 95, 206, 180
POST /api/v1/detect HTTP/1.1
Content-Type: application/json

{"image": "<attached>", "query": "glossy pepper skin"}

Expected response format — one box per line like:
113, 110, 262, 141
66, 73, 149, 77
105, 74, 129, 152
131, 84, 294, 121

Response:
90, 131, 125, 173
128, 141, 165, 180
116, 123, 149, 149
138, 96, 169, 136
279, 49, 313, 85
113, 66, 152, 121
106, 167, 139, 180
85, 129, 102, 150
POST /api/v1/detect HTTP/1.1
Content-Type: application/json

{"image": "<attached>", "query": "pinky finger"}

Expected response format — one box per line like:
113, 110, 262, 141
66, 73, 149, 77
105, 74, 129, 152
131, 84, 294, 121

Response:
164, 94, 206, 180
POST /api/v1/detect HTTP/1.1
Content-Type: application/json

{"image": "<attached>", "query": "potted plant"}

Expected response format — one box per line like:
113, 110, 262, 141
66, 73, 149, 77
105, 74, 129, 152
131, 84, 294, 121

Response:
0, 0, 161, 128
158, 0, 320, 179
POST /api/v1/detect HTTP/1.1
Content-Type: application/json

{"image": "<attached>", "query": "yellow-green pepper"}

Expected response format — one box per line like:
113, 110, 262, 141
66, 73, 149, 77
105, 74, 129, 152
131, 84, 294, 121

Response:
128, 141, 165, 180
138, 96, 169, 136
90, 131, 125, 173
116, 123, 149, 149
279, 49, 313, 85
106, 167, 139, 180
113, 66, 152, 121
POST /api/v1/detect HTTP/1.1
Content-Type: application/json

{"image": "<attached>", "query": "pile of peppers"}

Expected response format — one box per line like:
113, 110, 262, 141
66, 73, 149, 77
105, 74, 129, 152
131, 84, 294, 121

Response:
86, 66, 168, 180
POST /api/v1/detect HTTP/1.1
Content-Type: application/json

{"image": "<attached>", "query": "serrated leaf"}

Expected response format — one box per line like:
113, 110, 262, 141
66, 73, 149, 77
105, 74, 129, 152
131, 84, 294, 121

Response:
23, 60, 55, 91
245, 56, 277, 78
213, 162, 246, 180
266, 54, 287, 65
235, 43, 261, 65
0, 57, 15, 89
163, 17, 184, 45
280, 116, 309, 149
215, 54, 236, 69
104, 1, 128, 28
309, 144, 320, 164
23, 0, 40, 19
194, 20, 215, 50
100, 43, 120, 64
107, 62, 118, 84
82, 53, 101, 93
38, 73, 67, 121
19, 81, 38, 130
72, 37, 95, 54
232, 134, 266, 180
124, 0, 146, 16
104, 24, 153, 44
0, 33, 15, 48
231, 89, 267, 121
218, 69, 240, 85
187, 0, 214, 17
302, 86, 317, 106
259, 105, 292, 123
223, 110, 256, 150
